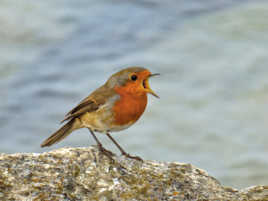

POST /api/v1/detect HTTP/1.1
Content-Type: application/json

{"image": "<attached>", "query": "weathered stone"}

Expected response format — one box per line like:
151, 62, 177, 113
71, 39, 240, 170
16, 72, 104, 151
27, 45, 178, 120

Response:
0, 146, 267, 201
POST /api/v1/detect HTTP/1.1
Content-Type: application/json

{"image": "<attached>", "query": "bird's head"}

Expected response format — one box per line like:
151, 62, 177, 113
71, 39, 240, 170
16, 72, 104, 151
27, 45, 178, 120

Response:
106, 67, 159, 98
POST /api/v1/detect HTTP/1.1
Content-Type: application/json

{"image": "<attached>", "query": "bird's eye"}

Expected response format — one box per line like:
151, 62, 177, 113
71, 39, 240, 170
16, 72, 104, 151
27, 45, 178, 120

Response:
131, 74, 138, 81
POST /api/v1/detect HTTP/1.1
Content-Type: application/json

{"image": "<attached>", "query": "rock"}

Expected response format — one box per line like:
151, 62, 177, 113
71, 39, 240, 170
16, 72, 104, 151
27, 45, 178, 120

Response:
0, 147, 267, 201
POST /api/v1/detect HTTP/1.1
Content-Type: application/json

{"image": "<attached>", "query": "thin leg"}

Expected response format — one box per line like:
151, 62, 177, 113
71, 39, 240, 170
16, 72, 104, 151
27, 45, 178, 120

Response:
106, 132, 143, 161
88, 129, 114, 159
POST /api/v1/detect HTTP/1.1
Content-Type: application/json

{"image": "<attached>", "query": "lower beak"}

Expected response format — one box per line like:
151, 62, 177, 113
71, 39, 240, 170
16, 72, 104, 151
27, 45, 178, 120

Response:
144, 73, 160, 98
148, 89, 159, 98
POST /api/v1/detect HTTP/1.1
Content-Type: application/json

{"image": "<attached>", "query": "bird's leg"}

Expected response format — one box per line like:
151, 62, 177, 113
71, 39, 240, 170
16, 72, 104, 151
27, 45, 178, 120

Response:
106, 132, 143, 162
88, 129, 115, 159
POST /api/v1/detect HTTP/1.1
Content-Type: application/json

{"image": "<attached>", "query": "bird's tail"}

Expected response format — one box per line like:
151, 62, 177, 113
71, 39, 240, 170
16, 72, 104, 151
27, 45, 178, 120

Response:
41, 119, 81, 147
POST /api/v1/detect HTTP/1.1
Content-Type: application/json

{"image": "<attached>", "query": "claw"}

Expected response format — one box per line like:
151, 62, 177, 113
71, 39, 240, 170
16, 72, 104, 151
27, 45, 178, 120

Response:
98, 144, 115, 162
123, 153, 143, 162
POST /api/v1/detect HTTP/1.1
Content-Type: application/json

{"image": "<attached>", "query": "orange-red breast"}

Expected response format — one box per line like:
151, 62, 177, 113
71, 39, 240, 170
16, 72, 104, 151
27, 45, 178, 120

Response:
41, 67, 159, 161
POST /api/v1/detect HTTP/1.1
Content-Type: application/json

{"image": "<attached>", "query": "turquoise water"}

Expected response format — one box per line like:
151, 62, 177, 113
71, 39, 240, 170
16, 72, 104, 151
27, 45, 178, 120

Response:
1, 1, 268, 189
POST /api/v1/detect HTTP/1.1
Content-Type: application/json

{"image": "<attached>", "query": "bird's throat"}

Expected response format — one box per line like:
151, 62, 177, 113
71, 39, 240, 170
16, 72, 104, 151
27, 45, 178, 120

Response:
113, 86, 147, 126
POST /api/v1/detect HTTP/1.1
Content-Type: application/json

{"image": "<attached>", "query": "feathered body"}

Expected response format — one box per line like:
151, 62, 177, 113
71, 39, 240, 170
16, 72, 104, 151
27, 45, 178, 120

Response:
41, 67, 158, 149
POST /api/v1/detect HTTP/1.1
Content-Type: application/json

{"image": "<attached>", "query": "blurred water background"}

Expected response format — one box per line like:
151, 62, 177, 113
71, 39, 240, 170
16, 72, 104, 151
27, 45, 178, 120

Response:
1, 0, 268, 189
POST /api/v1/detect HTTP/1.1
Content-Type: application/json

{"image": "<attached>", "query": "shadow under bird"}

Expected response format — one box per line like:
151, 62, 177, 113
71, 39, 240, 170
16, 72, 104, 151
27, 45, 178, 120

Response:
41, 67, 159, 161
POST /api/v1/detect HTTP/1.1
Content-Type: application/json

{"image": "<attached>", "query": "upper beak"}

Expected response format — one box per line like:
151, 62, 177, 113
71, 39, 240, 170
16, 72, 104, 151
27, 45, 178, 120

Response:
149, 73, 160, 78
145, 73, 160, 98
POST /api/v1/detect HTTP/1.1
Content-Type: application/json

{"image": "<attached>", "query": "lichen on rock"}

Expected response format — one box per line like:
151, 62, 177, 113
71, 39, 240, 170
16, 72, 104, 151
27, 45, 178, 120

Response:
0, 146, 267, 201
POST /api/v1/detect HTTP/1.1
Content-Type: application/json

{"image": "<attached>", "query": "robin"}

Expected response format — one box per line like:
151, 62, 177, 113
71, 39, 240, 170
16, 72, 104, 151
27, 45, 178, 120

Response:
41, 67, 159, 161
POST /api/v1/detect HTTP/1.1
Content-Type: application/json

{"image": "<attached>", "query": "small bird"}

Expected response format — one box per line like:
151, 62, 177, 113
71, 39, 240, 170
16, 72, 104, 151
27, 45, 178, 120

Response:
41, 67, 159, 161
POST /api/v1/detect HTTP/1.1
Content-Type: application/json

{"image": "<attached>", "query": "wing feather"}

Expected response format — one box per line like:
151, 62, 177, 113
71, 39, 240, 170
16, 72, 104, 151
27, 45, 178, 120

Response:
61, 99, 99, 123
60, 85, 115, 123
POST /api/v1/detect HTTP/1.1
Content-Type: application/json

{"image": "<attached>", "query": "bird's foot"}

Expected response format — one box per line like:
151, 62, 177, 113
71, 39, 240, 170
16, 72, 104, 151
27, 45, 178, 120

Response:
122, 152, 143, 162
98, 144, 115, 161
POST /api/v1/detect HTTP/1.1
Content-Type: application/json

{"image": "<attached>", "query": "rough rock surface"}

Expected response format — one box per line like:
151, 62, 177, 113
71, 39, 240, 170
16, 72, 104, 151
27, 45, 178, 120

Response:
0, 146, 267, 201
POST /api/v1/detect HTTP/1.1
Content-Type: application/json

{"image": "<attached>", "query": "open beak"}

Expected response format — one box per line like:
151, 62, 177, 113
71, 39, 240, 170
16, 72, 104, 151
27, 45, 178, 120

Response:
143, 73, 160, 98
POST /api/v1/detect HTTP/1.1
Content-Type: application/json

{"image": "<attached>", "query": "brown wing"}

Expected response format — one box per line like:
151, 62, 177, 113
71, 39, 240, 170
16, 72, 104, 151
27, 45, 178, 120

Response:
60, 85, 115, 123
60, 98, 98, 123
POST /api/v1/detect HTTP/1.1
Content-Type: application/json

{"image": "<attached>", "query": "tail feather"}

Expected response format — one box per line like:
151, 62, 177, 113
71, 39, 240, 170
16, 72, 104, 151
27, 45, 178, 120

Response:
41, 119, 79, 147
